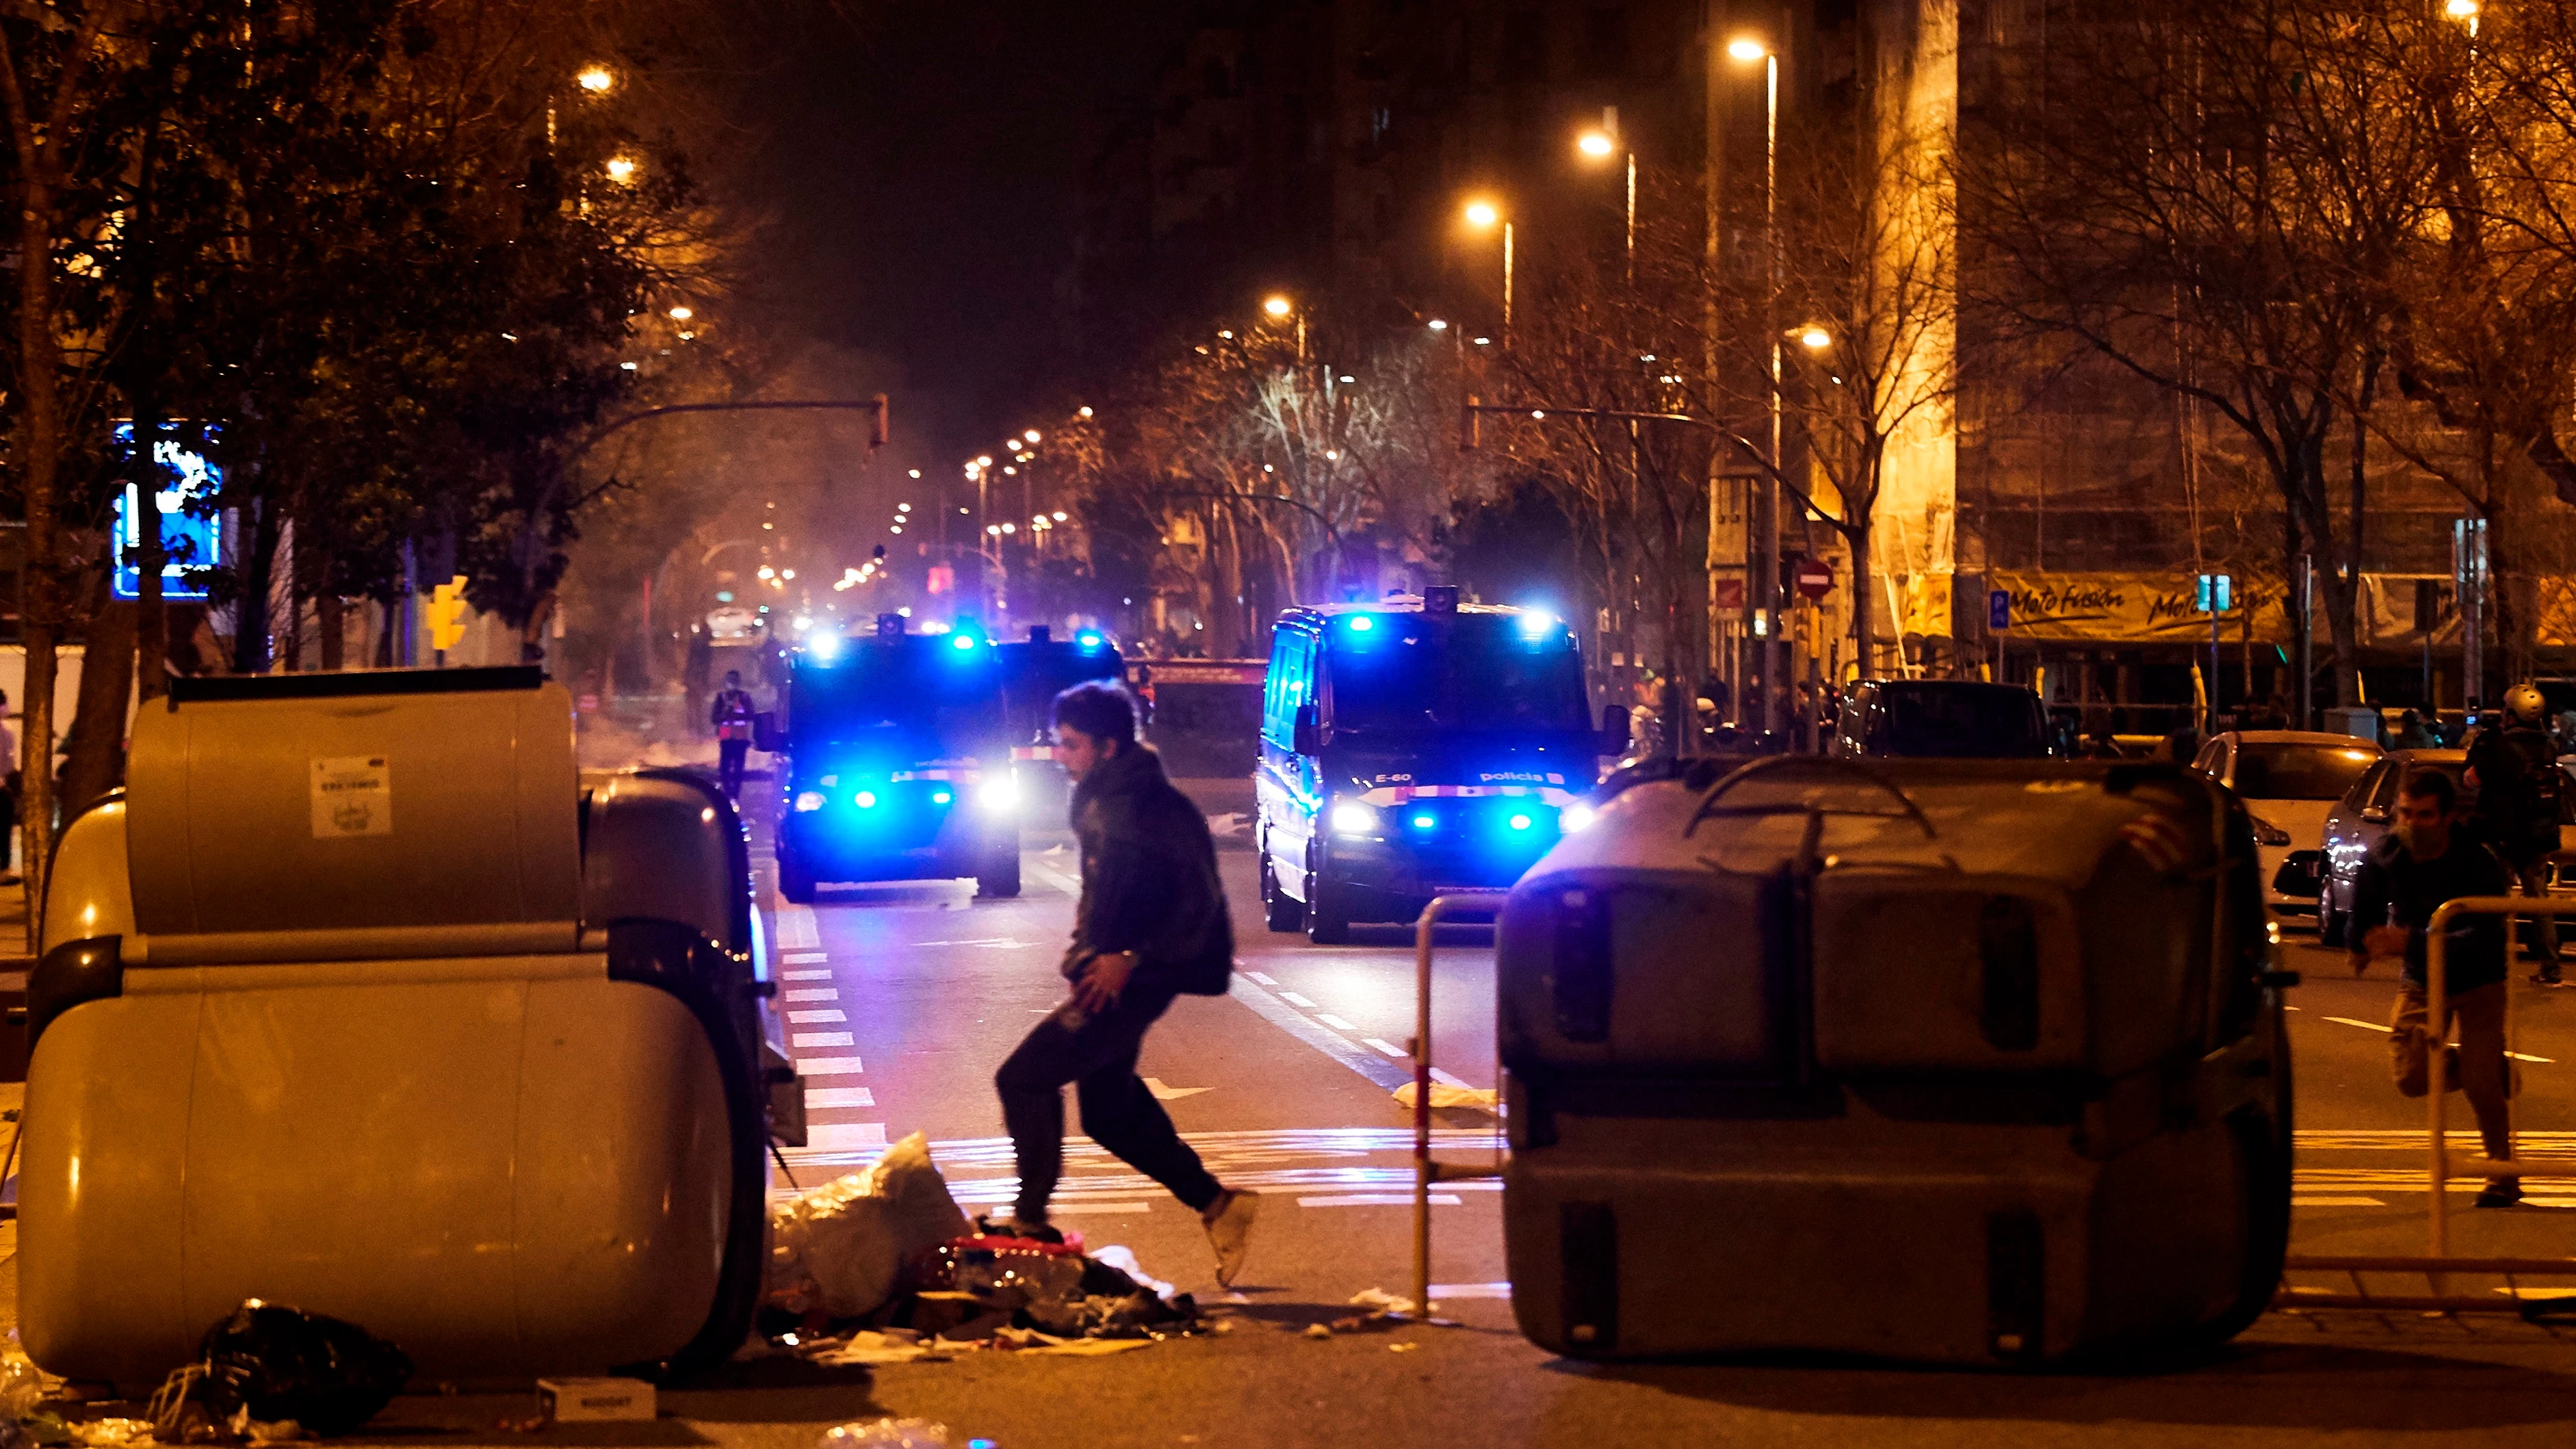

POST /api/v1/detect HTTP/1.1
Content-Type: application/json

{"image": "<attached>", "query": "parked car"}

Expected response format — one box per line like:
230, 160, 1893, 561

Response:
2191, 731, 2384, 918
1831, 679, 2052, 759
2309, 749, 2470, 947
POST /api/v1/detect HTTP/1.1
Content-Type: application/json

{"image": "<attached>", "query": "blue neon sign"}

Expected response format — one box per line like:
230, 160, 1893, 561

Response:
110, 425, 222, 602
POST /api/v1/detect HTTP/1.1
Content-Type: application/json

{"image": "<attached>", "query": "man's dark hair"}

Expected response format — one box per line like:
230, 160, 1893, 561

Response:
2402, 769, 2457, 811
1052, 681, 1137, 745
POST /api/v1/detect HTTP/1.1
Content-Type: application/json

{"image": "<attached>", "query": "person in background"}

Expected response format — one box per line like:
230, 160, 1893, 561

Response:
2163, 722, 2204, 768
2395, 709, 2438, 750
2464, 683, 2564, 986
709, 670, 757, 799
2352, 770, 2522, 1206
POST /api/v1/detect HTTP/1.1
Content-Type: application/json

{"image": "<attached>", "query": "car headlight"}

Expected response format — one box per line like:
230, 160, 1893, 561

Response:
1560, 804, 1596, 833
979, 777, 1019, 811
1329, 800, 1381, 836
794, 791, 826, 813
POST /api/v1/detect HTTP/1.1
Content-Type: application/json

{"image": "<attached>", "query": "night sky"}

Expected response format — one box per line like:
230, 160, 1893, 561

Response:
725, 3, 1195, 456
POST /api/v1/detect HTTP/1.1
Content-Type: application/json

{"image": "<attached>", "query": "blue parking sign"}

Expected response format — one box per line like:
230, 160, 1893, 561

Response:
111, 425, 222, 602
1988, 589, 2010, 632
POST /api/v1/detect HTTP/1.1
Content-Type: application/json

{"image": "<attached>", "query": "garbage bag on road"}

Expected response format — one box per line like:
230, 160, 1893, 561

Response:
768, 1132, 973, 1318
817, 1419, 957, 1449
191, 1302, 411, 1438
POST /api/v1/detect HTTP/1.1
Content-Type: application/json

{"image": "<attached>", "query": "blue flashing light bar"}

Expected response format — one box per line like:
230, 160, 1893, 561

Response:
1347, 614, 1375, 633
1077, 631, 1104, 649
950, 632, 979, 651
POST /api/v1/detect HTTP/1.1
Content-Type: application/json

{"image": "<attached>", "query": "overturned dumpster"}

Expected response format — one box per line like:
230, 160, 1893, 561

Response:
21, 669, 779, 1393
1497, 757, 2291, 1366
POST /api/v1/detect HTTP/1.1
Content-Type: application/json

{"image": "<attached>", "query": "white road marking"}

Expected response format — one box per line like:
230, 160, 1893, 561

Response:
2317, 1014, 2554, 1062
1362, 1038, 1410, 1059
775, 906, 820, 948
784, 988, 840, 1002
1040, 1202, 1153, 1216
783, 969, 833, 981
799, 1123, 888, 1151
1316, 1014, 1359, 1031
1301, 1194, 1461, 1208
1279, 992, 1319, 1009
788, 1008, 849, 1024
1429, 1067, 1474, 1088
807, 1087, 876, 1108
2293, 1197, 2386, 1208
1032, 861, 1084, 900
782, 951, 829, 964
792, 1032, 856, 1048
799, 1056, 864, 1075
1246, 971, 1279, 987
1429, 1283, 1513, 1300
1144, 1078, 1211, 1101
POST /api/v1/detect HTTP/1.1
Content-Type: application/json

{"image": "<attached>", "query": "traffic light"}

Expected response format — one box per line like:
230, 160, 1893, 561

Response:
427, 575, 469, 652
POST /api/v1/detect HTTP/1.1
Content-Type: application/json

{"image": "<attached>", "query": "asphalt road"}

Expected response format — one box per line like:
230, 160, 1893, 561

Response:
83, 768, 2576, 1448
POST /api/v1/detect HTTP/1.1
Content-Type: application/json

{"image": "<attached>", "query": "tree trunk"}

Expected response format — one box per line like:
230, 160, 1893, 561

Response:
59, 597, 135, 816
235, 497, 276, 673
14, 165, 64, 943
1851, 517, 1876, 683
319, 592, 344, 670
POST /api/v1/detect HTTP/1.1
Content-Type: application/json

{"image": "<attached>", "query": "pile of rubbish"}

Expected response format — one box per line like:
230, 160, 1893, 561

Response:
0, 1302, 409, 1448
759, 1133, 1205, 1363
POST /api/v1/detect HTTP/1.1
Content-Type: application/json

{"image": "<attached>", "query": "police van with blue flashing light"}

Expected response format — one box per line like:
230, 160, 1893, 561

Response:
1255, 587, 1629, 943
998, 626, 1126, 821
771, 614, 1022, 903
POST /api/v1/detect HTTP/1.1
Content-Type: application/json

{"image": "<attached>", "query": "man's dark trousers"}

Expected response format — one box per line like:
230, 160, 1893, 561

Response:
718, 738, 749, 796
996, 986, 1222, 1223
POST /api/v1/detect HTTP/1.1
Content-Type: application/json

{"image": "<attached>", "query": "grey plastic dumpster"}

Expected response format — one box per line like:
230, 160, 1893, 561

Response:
21, 668, 781, 1391
1496, 757, 2291, 1366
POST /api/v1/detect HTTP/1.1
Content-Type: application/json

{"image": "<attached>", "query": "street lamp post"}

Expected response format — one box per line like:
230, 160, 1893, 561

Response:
1463, 200, 1513, 341
1729, 35, 1783, 740
1576, 112, 1636, 287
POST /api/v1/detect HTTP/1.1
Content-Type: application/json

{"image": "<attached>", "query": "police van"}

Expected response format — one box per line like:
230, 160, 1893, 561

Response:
1255, 588, 1627, 943
771, 616, 1021, 902
998, 626, 1126, 821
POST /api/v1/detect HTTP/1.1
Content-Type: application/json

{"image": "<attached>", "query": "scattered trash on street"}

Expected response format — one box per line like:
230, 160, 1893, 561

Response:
534, 1379, 653, 1424
759, 1134, 1207, 1366
1390, 1082, 1498, 1113
1300, 1290, 1419, 1339
768, 1132, 975, 1318
147, 1301, 411, 1443
817, 1418, 980, 1449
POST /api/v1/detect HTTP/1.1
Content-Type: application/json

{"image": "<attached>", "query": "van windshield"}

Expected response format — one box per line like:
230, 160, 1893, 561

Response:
793, 640, 1004, 759
1875, 683, 2048, 758
1327, 615, 1587, 737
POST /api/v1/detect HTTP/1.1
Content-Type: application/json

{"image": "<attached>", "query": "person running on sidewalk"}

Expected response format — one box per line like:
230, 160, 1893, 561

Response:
991, 682, 1260, 1283
2351, 768, 2523, 1208
2465, 682, 2565, 986
710, 670, 757, 799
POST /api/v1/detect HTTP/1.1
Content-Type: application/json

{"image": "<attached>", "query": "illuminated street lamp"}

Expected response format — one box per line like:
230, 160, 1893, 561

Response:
1024, 429, 1041, 443
667, 305, 693, 322
604, 156, 639, 185
577, 66, 616, 94
1461, 199, 1513, 338
1797, 326, 1833, 351
1264, 295, 1293, 318
1576, 112, 1637, 285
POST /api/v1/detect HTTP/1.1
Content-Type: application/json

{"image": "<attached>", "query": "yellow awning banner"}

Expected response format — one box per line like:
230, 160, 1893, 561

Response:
1988, 572, 2291, 644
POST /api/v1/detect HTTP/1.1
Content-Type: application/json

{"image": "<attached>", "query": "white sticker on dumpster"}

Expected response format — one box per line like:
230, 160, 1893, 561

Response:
311, 755, 393, 837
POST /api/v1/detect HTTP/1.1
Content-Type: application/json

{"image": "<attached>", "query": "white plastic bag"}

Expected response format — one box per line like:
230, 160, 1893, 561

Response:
768, 1132, 972, 1317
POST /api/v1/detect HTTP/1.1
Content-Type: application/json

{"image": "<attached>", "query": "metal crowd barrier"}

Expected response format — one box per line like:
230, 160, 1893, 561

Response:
1411, 891, 1513, 1322
2277, 893, 2576, 1314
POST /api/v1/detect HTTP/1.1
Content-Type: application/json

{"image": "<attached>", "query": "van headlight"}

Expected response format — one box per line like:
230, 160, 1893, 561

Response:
979, 777, 1019, 812
1329, 800, 1381, 837
794, 791, 826, 813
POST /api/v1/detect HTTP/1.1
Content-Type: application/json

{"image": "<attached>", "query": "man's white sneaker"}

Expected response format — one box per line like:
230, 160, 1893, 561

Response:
1203, 1188, 1260, 1287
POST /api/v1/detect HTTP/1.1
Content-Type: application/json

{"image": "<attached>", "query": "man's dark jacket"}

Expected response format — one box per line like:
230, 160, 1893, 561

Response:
1066, 742, 1234, 995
